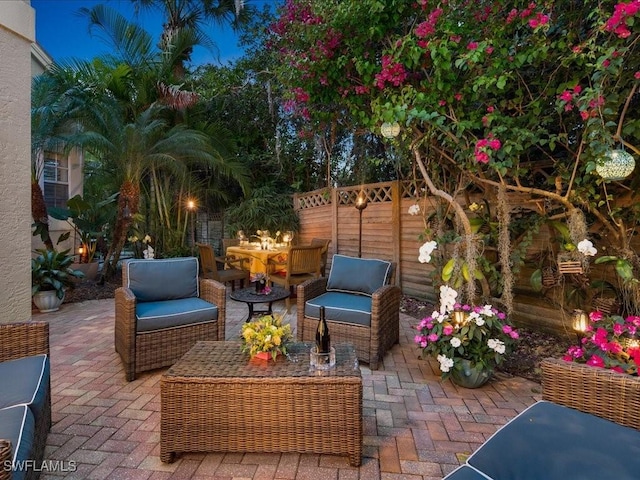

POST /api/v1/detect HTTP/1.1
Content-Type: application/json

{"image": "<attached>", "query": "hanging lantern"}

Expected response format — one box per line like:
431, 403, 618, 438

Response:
596, 149, 635, 181
380, 122, 400, 138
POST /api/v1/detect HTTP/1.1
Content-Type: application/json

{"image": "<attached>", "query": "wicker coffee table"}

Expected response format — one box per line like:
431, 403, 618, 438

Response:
160, 341, 363, 466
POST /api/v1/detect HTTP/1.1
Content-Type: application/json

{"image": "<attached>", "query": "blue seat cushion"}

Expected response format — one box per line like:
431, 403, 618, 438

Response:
0, 404, 35, 480
326, 255, 391, 296
442, 465, 490, 480
126, 257, 199, 302
0, 355, 49, 423
467, 400, 640, 480
136, 297, 218, 333
305, 292, 371, 327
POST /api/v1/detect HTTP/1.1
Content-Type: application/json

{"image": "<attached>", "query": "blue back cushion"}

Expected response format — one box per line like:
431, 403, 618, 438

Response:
126, 257, 199, 302
326, 255, 391, 296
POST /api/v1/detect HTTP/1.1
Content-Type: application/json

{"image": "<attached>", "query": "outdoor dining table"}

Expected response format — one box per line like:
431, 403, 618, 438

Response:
226, 244, 288, 276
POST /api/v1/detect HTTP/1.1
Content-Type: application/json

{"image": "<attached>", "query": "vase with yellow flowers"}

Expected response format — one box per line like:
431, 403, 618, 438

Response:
241, 314, 293, 361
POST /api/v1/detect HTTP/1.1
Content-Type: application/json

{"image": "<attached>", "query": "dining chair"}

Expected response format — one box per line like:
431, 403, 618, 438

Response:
310, 238, 331, 276
268, 245, 323, 310
197, 243, 249, 291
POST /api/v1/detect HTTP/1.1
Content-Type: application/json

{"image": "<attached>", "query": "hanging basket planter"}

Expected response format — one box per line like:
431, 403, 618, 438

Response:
592, 297, 619, 316
542, 266, 562, 287
557, 261, 584, 275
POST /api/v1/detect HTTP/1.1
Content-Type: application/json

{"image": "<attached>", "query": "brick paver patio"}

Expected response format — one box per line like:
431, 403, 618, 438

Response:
33, 293, 541, 479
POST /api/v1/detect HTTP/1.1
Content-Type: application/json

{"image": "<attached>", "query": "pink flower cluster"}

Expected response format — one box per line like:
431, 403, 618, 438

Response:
605, 1, 640, 38
506, 3, 549, 29
415, 8, 443, 39
374, 55, 407, 89
474, 135, 501, 164
557, 84, 606, 119
563, 311, 640, 375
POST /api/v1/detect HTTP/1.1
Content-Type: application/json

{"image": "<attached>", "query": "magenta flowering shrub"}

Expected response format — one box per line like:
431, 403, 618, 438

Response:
563, 311, 640, 375
413, 302, 520, 380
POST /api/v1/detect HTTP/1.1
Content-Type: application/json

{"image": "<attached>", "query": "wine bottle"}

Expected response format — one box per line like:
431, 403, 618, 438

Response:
315, 306, 331, 354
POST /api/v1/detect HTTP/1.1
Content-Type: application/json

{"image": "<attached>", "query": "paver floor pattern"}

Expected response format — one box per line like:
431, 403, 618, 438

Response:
34, 294, 541, 479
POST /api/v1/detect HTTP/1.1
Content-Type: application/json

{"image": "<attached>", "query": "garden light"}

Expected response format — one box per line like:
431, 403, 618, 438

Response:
596, 149, 635, 181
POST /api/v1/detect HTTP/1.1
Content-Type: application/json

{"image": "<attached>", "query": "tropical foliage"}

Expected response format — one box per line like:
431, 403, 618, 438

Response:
269, 0, 640, 313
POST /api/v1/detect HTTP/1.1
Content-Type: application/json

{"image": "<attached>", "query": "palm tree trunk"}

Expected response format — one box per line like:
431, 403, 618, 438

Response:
101, 181, 139, 281
31, 180, 54, 250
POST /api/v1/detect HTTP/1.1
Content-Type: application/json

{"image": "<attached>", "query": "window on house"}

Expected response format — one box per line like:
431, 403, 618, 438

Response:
43, 152, 69, 209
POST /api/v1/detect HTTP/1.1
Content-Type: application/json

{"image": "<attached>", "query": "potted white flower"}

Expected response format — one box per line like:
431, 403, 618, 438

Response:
414, 286, 520, 388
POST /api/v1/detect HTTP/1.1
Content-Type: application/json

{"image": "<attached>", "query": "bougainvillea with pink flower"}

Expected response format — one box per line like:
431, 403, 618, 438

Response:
269, 0, 640, 312
564, 311, 640, 375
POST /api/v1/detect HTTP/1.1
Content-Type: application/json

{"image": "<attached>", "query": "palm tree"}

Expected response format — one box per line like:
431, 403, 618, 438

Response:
131, 0, 253, 76
37, 5, 249, 278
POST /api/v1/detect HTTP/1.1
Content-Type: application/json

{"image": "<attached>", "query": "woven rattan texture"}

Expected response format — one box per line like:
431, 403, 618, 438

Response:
115, 266, 227, 381
542, 357, 640, 430
0, 440, 10, 480
160, 341, 362, 466
296, 277, 401, 370
0, 322, 51, 480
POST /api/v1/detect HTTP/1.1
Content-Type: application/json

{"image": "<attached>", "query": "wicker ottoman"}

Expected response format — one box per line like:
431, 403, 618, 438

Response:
160, 341, 363, 466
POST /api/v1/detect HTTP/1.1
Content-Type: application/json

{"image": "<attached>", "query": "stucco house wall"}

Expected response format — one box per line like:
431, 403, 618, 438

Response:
0, 0, 36, 322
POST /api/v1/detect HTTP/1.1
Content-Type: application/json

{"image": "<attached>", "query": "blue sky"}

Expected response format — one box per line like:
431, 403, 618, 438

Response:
31, 0, 246, 66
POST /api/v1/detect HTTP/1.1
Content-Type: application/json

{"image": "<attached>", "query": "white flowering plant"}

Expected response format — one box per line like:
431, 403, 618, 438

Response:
413, 286, 520, 380
241, 314, 292, 360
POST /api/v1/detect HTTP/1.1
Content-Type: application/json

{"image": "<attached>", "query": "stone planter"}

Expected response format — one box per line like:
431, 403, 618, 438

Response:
33, 290, 64, 313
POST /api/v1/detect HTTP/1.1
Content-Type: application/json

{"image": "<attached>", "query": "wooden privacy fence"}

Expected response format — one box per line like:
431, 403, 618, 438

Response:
293, 180, 573, 336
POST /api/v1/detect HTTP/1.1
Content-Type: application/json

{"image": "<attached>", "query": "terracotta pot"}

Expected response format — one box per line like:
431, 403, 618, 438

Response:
253, 351, 278, 361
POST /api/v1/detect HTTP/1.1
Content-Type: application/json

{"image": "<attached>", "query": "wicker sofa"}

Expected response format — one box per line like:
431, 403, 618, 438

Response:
0, 322, 51, 480
115, 257, 226, 381
443, 357, 640, 479
296, 254, 401, 370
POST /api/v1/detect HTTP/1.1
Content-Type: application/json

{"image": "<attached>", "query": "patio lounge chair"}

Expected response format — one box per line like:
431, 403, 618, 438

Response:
296, 254, 401, 369
115, 257, 226, 381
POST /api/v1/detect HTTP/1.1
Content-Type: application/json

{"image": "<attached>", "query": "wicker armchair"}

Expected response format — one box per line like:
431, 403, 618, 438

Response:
296, 255, 401, 370
0, 321, 51, 480
115, 258, 226, 381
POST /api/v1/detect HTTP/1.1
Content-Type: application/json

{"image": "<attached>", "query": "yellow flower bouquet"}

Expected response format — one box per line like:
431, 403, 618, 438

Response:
241, 314, 292, 361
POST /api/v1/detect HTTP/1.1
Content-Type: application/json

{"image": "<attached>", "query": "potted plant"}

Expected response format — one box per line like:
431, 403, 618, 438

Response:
48, 193, 116, 279
32, 248, 84, 312
413, 285, 520, 387
240, 314, 292, 361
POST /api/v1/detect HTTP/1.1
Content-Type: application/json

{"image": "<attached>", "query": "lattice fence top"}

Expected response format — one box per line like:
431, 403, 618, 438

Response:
337, 184, 394, 206
401, 180, 427, 199
295, 189, 332, 210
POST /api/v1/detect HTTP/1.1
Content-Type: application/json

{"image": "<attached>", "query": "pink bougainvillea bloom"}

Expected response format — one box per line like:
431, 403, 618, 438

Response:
450, 35, 461, 43
613, 324, 626, 336
635, 71, 640, 79
438, 100, 447, 106
573, 85, 582, 94
488, 139, 501, 150
580, 110, 589, 120
454, 93, 463, 101
559, 90, 573, 102
485, 46, 494, 54
506, 8, 518, 23
467, 41, 478, 50
603, 59, 611, 67
475, 151, 490, 163
487, 106, 495, 113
